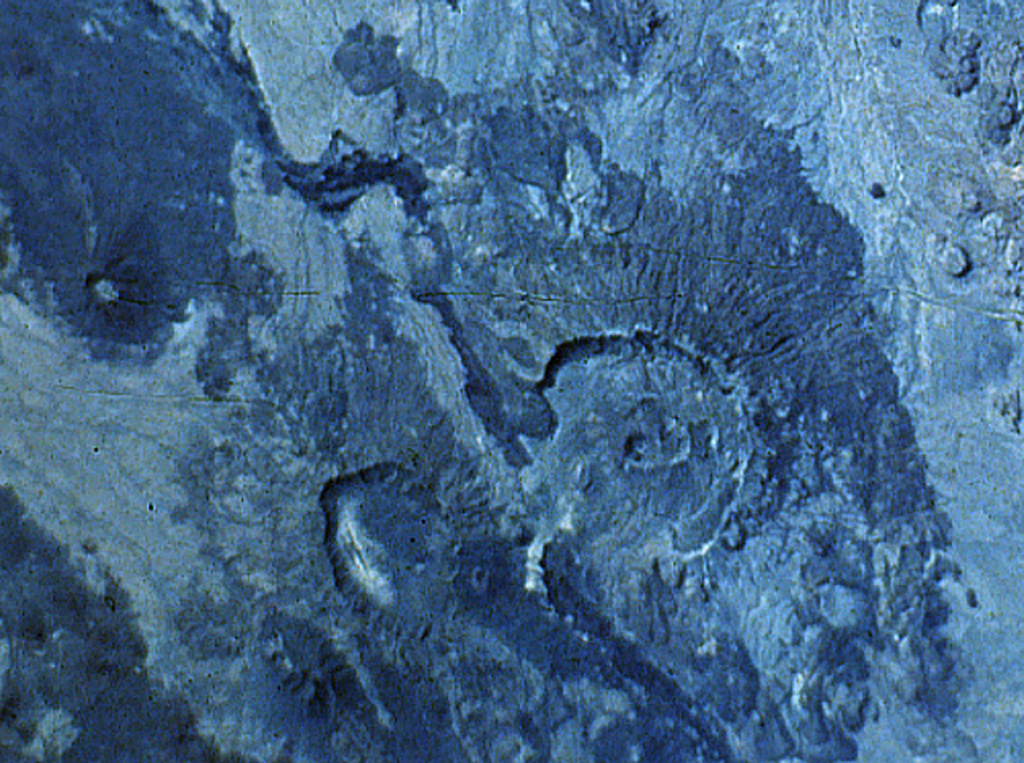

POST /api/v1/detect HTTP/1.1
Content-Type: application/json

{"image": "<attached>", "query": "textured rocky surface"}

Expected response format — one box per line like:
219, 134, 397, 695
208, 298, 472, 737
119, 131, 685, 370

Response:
1, 0, 1022, 761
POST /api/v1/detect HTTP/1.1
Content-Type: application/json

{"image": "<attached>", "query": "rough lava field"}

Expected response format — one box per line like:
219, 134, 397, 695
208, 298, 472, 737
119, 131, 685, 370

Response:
1, 0, 1024, 761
